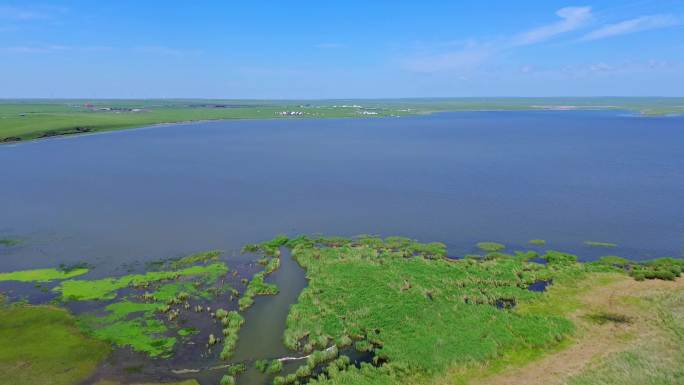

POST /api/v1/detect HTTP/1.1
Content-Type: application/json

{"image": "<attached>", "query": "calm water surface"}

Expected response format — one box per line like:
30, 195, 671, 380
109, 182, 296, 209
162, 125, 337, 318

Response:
1, 111, 683, 384
1, 111, 683, 270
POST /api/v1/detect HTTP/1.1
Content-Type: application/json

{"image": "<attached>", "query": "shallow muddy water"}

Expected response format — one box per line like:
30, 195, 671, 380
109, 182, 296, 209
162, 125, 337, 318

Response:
1, 111, 684, 384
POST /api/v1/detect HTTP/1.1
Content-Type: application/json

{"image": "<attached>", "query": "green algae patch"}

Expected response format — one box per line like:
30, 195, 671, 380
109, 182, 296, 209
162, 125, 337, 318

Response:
528, 239, 546, 246
0, 267, 89, 282
55, 251, 235, 358
79, 300, 175, 357
58, 262, 228, 301
0, 304, 110, 385
477, 241, 506, 252
73, 259, 232, 357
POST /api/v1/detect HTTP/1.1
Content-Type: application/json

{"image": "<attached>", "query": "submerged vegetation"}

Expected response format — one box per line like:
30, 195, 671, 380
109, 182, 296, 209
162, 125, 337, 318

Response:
0, 238, 20, 246
476, 241, 506, 252
584, 241, 618, 248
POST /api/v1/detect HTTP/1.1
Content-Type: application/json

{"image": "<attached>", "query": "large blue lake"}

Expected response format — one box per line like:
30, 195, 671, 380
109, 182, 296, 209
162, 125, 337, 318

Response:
1, 111, 683, 273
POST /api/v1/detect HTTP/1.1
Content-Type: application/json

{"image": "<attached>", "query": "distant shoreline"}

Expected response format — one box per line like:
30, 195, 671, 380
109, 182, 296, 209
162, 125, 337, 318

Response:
1, 100, 682, 145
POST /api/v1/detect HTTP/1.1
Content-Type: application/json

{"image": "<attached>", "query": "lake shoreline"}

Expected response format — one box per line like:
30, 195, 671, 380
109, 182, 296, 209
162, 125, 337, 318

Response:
2, 106, 680, 146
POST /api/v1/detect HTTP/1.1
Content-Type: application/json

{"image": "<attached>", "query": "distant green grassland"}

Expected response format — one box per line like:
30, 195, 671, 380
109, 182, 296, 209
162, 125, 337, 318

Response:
1, 98, 682, 143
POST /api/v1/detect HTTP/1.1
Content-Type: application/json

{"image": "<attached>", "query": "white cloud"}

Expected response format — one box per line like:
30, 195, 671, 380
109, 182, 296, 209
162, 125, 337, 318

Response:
581, 14, 679, 41
524, 60, 675, 77
513, 6, 592, 46
403, 6, 593, 73
402, 42, 494, 73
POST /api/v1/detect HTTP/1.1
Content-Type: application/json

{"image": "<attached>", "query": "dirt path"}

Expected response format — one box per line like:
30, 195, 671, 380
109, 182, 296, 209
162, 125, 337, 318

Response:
471, 277, 684, 385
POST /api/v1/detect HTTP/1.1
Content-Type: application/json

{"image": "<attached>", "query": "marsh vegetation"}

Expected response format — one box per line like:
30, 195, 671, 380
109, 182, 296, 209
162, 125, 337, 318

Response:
0, 234, 682, 385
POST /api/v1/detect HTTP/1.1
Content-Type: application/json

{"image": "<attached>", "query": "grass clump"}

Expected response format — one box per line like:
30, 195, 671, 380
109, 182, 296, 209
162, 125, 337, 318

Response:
226, 362, 246, 375
597, 256, 629, 267
591, 256, 683, 281
585, 311, 632, 325
170, 250, 222, 268
241, 271, 279, 306
219, 310, 245, 360
528, 239, 546, 246
255, 359, 269, 372
0, 304, 110, 385
242, 234, 289, 257
0, 267, 89, 282
268, 359, 284, 374
239, 236, 288, 310
239, 264, 280, 310
477, 241, 506, 252
219, 375, 236, 385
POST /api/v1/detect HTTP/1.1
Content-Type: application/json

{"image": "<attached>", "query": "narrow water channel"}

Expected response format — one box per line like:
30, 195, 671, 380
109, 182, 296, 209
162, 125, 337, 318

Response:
230, 248, 307, 385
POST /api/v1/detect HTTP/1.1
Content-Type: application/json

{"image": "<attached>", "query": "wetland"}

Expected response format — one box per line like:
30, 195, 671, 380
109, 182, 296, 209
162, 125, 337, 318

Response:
1, 110, 683, 385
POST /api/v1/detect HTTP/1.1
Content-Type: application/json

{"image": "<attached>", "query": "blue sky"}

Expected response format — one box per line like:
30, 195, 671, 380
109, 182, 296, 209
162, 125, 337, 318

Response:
1, 1, 683, 98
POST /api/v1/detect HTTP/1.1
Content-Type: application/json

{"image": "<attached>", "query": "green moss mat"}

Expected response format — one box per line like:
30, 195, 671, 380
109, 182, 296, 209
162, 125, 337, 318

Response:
57, 263, 227, 301
0, 267, 88, 282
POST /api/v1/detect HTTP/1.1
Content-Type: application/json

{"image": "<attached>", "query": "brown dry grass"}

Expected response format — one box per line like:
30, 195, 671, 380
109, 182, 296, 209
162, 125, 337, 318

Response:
467, 276, 684, 385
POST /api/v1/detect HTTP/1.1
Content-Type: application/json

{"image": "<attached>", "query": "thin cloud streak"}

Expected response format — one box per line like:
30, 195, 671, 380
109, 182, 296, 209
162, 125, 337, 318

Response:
581, 14, 680, 41
512, 6, 592, 46
403, 6, 593, 73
